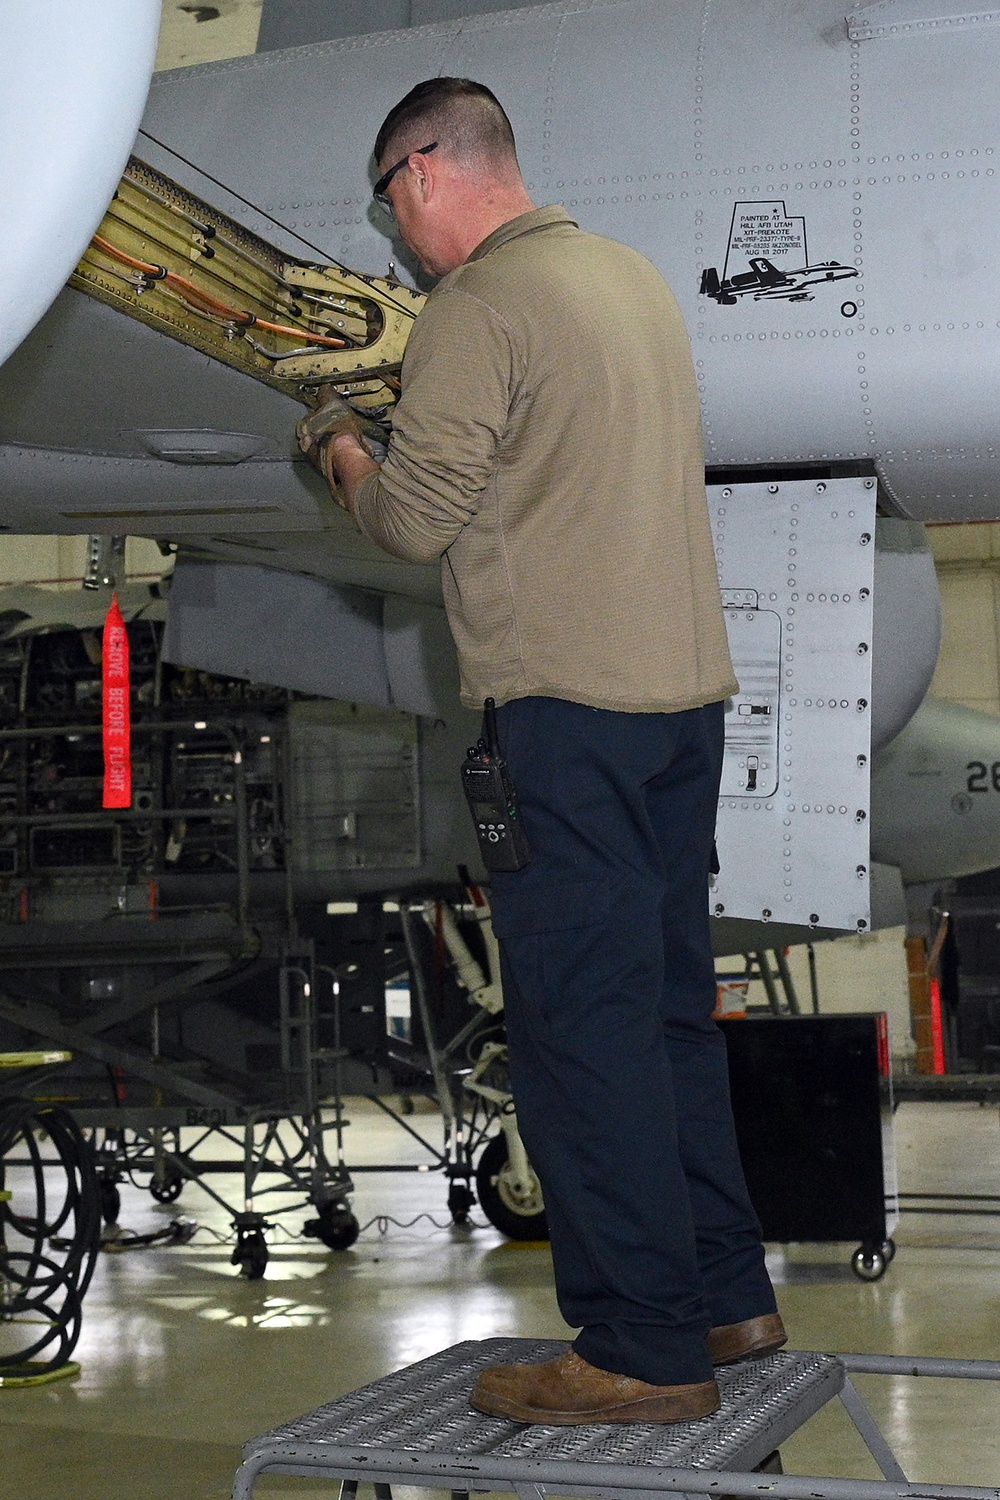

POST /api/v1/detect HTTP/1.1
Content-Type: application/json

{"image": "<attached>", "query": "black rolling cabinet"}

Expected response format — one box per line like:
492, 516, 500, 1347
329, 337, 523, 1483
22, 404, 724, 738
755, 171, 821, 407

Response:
719, 1013, 897, 1280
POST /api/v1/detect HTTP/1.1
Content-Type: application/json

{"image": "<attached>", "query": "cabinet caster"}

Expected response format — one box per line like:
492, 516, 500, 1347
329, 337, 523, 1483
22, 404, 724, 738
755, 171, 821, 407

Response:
851, 1243, 888, 1281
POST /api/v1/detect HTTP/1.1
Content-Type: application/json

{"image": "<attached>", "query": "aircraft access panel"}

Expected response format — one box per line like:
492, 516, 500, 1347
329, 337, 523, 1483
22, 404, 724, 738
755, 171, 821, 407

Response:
709, 475, 876, 933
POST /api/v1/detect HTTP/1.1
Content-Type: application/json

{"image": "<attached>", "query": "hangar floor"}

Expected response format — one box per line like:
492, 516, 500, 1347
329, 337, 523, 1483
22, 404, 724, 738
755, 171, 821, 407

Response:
2, 1098, 999, 1500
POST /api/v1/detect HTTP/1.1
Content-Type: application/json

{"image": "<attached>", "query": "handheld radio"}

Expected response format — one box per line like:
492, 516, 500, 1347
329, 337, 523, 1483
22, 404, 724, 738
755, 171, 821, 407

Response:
461, 698, 531, 872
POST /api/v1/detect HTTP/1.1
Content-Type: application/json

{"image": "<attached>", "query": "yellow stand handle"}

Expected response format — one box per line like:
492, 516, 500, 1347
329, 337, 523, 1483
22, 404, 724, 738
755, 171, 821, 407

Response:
0, 1051, 72, 1069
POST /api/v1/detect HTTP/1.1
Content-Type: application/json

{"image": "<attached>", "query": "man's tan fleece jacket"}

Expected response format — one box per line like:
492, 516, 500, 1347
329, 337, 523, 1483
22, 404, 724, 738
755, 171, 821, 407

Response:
352, 206, 737, 714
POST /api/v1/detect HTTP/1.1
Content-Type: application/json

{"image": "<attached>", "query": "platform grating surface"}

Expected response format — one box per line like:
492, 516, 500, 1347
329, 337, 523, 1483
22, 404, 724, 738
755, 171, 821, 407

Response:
244, 1337, 844, 1475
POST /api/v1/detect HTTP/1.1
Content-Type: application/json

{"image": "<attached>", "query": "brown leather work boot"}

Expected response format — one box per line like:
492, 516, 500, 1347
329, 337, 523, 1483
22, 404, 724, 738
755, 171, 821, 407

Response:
707, 1313, 787, 1365
470, 1348, 720, 1425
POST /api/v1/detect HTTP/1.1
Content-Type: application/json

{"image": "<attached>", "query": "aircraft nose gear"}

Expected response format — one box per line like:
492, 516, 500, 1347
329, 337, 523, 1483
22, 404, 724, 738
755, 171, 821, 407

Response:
475, 1132, 548, 1242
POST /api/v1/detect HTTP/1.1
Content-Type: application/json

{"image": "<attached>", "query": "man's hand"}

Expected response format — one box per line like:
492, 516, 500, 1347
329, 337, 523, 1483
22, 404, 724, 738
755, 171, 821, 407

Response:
296, 391, 385, 515
296, 392, 371, 464
326, 431, 382, 514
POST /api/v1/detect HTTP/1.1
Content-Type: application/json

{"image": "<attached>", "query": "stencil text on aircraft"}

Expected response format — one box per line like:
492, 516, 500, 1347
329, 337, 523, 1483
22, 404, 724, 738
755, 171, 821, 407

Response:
726, 204, 807, 277
699, 199, 858, 307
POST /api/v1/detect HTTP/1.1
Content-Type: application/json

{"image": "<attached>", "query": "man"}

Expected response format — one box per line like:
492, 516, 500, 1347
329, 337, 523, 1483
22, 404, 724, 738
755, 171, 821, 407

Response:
299, 77, 784, 1426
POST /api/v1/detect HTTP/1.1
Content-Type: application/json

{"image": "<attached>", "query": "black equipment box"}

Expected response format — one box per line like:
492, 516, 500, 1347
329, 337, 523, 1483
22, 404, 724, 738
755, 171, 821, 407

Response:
720, 1014, 894, 1271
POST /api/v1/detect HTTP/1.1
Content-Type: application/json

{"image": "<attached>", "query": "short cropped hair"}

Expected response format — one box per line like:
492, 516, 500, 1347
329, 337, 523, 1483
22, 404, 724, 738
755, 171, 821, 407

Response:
374, 78, 518, 173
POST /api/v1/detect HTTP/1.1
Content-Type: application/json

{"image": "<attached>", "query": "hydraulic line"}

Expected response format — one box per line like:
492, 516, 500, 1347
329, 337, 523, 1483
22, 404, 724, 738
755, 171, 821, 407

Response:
89, 234, 347, 349
136, 125, 421, 322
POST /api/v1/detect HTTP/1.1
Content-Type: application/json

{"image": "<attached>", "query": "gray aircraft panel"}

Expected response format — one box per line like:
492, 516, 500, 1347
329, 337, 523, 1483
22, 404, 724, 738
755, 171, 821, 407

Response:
163, 561, 393, 704
872, 695, 1000, 883
175, 531, 444, 601
258, 0, 410, 48
858, 17, 1000, 151
695, 330, 867, 466
142, 28, 462, 267
0, 289, 304, 456
128, 0, 1000, 522
0, 445, 322, 534
711, 476, 875, 932
256, 0, 548, 47
163, 559, 461, 716
686, 0, 856, 169
869, 519, 940, 752
862, 173, 994, 333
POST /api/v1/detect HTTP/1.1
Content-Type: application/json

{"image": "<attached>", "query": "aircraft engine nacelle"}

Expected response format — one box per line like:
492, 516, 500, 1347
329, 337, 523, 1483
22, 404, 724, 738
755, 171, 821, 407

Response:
870, 518, 941, 754
871, 696, 1000, 882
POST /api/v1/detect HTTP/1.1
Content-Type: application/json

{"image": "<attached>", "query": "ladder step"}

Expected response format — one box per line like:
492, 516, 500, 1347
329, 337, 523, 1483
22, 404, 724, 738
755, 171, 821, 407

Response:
240, 1337, 843, 1491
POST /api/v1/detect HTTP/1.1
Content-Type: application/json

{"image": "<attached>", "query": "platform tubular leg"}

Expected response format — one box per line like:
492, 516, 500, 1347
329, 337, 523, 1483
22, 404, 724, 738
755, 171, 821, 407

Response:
772, 946, 802, 1014
230, 1453, 266, 1500
753, 950, 785, 1014
374, 1484, 394, 1500
400, 901, 476, 1216
837, 1376, 909, 1482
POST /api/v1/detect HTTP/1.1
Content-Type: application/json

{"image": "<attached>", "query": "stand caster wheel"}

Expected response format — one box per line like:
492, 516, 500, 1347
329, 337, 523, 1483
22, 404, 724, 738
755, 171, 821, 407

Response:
231, 1224, 268, 1279
447, 1181, 476, 1225
882, 1238, 896, 1264
851, 1244, 888, 1281
150, 1170, 184, 1204
98, 1177, 121, 1225
306, 1204, 360, 1251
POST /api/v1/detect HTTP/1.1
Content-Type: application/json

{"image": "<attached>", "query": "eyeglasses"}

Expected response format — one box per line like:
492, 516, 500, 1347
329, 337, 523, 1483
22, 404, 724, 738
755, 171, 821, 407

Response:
373, 141, 438, 219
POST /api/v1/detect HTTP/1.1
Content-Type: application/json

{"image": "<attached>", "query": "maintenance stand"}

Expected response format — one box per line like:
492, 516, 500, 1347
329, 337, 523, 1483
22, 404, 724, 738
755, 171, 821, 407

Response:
233, 1337, 1000, 1500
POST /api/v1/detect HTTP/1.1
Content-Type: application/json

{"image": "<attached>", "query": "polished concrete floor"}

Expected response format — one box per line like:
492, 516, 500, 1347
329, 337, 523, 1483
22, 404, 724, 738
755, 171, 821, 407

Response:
2, 1098, 1000, 1499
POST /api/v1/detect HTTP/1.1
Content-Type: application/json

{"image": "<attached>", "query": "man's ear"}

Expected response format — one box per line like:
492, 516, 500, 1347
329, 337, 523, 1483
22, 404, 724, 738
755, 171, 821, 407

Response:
411, 151, 437, 204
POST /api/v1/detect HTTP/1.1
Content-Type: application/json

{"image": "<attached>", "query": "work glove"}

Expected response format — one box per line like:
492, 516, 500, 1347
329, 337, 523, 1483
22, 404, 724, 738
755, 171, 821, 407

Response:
296, 391, 388, 477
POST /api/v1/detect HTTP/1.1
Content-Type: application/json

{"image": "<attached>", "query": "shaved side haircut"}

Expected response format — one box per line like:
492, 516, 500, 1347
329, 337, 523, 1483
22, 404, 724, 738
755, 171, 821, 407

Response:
374, 78, 519, 175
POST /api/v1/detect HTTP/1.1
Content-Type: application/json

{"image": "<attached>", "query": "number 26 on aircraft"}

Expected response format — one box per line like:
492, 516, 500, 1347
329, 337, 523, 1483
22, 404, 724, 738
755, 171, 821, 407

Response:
966, 762, 1000, 793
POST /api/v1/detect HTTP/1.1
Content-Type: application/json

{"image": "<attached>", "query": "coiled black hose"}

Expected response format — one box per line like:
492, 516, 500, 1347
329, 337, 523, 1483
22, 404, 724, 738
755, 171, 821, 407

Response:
0, 1101, 102, 1376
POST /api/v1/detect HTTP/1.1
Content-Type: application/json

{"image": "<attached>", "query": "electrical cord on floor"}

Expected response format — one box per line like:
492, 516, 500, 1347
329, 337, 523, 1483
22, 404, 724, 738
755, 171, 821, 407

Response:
357, 1213, 483, 1234
0, 1101, 102, 1377
97, 1218, 199, 1252
46, 1209, 488, 1264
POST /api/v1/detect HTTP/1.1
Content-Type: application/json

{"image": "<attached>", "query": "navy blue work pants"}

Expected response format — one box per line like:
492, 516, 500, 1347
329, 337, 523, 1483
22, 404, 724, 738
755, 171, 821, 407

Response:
488, 697, 776, 1387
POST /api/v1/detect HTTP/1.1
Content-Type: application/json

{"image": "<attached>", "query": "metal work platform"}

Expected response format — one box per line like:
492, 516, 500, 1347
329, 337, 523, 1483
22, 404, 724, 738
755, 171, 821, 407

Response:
232, 1337, 1000, 1500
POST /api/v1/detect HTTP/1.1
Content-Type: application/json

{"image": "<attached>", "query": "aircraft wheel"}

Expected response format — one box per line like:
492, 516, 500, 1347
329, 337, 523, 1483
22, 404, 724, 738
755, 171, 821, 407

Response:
475, 1135, 548, 1242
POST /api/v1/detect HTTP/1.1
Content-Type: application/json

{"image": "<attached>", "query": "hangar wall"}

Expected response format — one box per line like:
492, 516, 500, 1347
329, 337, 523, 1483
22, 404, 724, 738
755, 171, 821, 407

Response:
154, 1, 264, 71
927, 523, 1000, 719
0, 535, 169, 588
